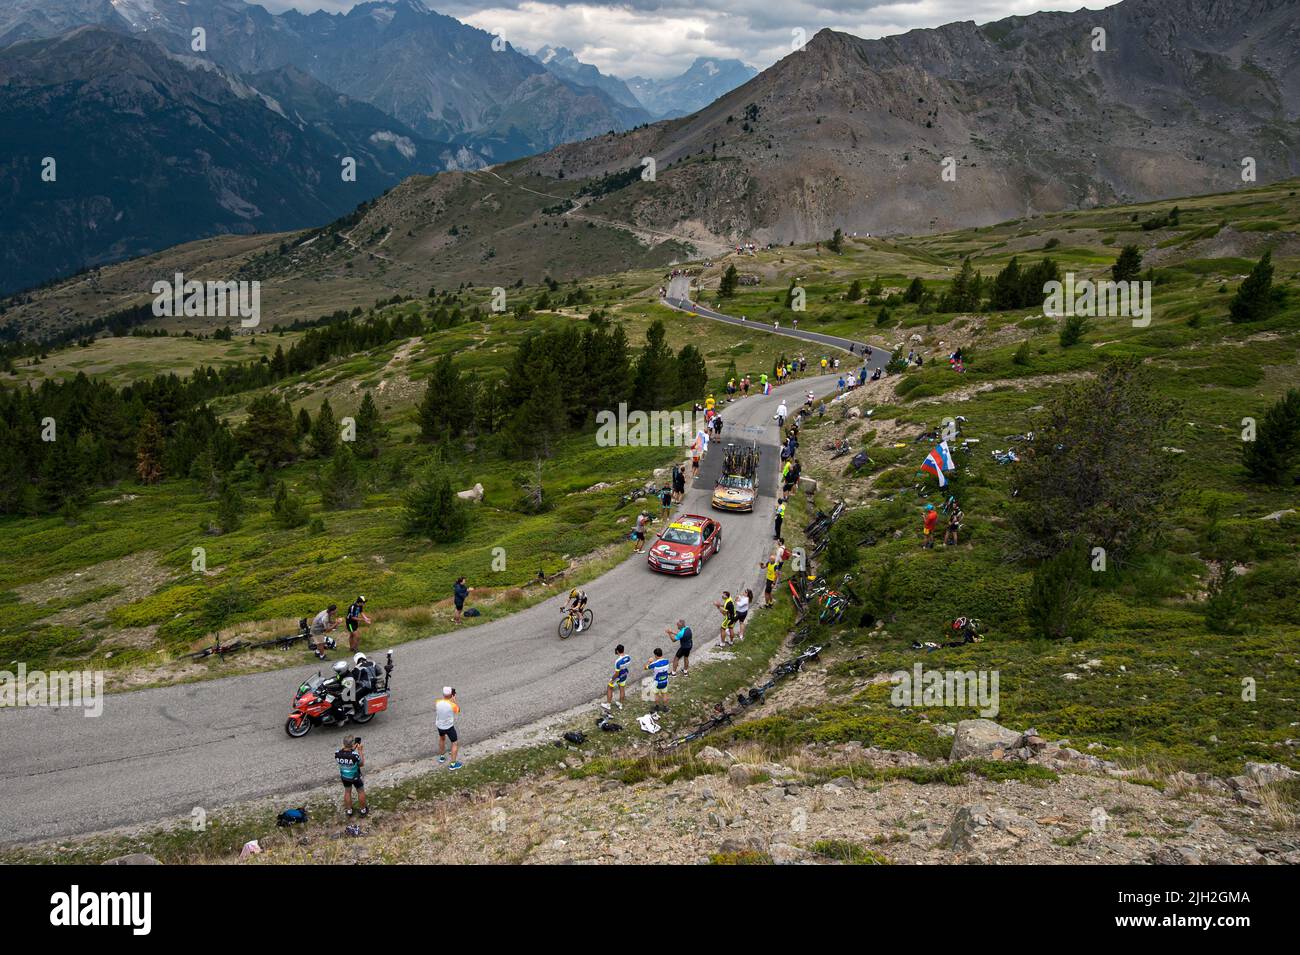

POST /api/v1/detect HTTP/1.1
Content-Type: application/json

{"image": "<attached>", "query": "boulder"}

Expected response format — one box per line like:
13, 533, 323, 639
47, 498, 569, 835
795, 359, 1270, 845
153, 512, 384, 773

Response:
798, 476, 818, 495
939, 803, 990, 851
1244, 762, 1300, 786
949, 719, 1023, 761
727, 764, 754, 787
456, 482, 484, 502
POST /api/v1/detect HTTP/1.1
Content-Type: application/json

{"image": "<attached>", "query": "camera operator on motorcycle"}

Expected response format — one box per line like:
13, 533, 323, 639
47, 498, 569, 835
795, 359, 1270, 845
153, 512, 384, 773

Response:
321, 659, 356, 723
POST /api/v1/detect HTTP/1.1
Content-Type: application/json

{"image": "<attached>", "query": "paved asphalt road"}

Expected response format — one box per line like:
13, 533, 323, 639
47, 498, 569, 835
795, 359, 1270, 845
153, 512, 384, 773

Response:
2, 364, 861, 844
663, 274, 889, 363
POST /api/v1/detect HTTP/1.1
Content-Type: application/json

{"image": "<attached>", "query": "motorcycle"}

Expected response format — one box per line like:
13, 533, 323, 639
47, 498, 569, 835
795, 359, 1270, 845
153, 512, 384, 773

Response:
285, 650, 393, 738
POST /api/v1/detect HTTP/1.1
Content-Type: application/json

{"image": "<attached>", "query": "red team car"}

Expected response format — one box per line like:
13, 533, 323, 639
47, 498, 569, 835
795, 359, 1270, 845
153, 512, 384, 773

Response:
646, 514, 722, 575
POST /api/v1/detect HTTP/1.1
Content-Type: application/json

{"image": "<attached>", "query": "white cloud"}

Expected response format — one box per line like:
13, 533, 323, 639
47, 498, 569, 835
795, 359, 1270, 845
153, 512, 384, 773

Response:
255, 1, 1124, 79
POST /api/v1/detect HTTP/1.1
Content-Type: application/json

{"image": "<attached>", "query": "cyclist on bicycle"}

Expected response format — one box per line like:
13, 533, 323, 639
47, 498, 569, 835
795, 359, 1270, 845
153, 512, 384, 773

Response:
566, 588, 589, 633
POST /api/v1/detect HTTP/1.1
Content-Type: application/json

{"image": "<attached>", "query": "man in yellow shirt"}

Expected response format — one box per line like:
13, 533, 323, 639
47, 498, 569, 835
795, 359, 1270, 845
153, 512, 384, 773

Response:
758, 556, 778, 608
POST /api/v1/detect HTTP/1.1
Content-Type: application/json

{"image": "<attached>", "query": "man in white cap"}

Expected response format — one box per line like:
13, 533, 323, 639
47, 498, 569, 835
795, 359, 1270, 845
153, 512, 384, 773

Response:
435, 687, 462, 770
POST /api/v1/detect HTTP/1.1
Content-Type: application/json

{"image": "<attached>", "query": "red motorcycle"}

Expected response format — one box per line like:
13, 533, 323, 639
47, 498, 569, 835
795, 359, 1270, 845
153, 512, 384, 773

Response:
285, 651, 393, 738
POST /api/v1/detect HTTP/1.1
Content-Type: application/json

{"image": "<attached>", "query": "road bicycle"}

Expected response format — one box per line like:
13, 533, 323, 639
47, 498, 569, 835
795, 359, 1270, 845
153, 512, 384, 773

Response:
187, 638, 249, 660
558, 605, 594, 639
656, 703, 736, 751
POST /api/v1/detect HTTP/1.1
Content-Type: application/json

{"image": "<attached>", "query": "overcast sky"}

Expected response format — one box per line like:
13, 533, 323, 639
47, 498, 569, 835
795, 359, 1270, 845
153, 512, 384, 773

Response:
257, 1, 1123, 78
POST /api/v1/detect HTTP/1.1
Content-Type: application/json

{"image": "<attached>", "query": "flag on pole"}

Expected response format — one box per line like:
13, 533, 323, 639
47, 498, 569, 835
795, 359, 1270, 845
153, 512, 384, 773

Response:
937, 440, 955, 471
762, 381, 772, 395
920, 447, 947, 486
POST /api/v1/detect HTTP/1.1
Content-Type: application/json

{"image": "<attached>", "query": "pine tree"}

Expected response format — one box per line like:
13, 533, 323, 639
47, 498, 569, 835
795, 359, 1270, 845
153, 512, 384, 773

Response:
239, 394, 298, 471
989, 257, 1023, 311
309, 398, 339, 458
718, 265, 739, 298
135, 411, 165, 484
404, 459, 470, 542
675, 344, 708, 403
1242, 388, 1300, 484
353, 390, 384, 460
296, 407, 312, 438
632, 320, 679, 411
215, 480, 244, 534
1025, 539, 1095, 640
321, 444, 362, 510
846, 279, 863, 301
1112, 244, 1143, 283
1229, 250, 1282, 323
418, 354, 473, 442
828, 228, 844, 254
271, 480, 309, 528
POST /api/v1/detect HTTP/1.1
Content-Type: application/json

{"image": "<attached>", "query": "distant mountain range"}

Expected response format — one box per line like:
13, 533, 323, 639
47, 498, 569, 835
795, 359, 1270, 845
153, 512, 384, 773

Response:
529, 47, 757, 120
626, 58, 759, 119
0, 0, 667, 293
522, 0, 1300, 244
4, 0, 1299, 309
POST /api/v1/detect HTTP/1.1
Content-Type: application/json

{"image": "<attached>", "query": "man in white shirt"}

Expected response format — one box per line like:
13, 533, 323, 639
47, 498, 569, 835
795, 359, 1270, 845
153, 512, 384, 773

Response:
435, 687, 462, 770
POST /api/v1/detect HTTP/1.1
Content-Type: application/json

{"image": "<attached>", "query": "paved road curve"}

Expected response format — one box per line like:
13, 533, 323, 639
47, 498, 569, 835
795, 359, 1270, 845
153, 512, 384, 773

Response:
2, 370, 851, 844
664, 274, 889, 366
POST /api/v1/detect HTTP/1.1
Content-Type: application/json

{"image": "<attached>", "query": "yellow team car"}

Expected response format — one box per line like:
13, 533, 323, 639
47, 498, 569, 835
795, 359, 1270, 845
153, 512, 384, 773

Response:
712, 472, 757, 511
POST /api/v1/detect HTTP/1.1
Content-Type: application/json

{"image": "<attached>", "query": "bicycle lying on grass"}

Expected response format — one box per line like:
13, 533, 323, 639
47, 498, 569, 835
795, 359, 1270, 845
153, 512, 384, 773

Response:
187, 618, 320, 660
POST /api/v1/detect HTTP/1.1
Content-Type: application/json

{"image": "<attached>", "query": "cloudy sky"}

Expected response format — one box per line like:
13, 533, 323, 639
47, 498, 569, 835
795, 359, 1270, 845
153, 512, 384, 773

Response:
257, 1, 1122, 78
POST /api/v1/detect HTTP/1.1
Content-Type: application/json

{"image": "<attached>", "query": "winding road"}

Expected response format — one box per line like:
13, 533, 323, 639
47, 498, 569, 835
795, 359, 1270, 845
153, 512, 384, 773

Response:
1, 285, 889, 845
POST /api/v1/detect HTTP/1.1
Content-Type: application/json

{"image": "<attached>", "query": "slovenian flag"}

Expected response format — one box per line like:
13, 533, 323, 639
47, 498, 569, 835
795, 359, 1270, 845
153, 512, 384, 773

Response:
920, 447, 947, 486
937, 440, 955, 471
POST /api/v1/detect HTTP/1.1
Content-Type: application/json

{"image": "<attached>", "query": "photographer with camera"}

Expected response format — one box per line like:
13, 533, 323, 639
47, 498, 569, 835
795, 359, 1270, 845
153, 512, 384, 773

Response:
334, 737, 367, 817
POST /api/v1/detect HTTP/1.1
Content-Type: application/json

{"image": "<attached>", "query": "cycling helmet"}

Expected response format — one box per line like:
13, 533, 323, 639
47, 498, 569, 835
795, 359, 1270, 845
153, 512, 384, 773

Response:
569, 588, 580, 599
357, 595, 366, 604
332, 661, 349, 676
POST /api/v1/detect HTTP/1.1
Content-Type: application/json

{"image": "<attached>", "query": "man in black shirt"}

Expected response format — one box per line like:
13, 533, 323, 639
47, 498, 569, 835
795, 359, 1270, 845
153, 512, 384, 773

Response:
334, 737, 367, 817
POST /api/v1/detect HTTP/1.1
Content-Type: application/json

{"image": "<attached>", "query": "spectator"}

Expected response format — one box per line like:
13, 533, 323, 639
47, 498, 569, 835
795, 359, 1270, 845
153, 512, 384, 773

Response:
714, 591, 737, 647
633, 511, 650, 554
310, 604, 339, 660
645, 648, 671, 712
672, 464, 686, 504
344, 595, 371, 654
945, 500, 964, 546
452, 577, 471, 624
735, 589, 752, 640
922, 504, 938, 549
665, 618, 693, 676
334, 736, 367, 817
658, 484, 672, 521
759, 557, 778, 608
606, 644, 631, 710
435, 687, 462, 770
773, 496, 787, 540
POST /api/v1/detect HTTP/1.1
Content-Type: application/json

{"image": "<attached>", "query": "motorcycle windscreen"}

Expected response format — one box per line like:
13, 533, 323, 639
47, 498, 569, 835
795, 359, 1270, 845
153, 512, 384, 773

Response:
365, 693, 390, 714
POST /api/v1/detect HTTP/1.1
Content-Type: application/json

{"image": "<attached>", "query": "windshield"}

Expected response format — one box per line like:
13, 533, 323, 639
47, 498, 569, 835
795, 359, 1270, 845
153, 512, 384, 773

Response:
661, 527, 702, 545
717, 475, 753, 490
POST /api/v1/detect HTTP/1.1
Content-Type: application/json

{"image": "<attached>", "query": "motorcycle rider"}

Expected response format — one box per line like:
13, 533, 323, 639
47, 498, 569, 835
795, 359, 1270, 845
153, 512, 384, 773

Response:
322, 660, 356, 723
351, 652, 376, 697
